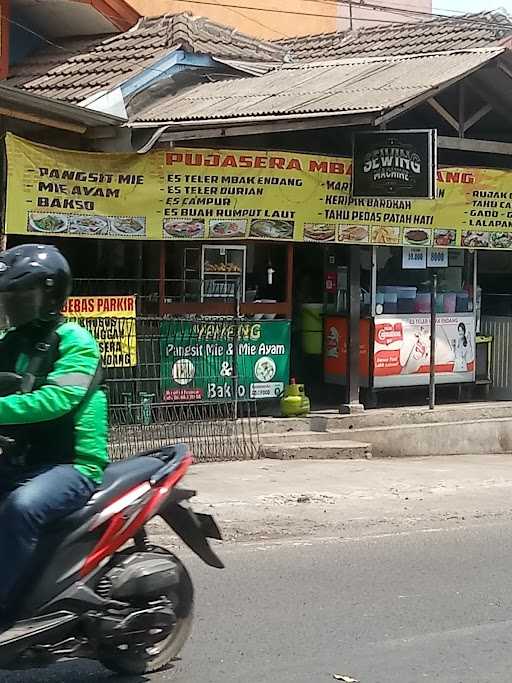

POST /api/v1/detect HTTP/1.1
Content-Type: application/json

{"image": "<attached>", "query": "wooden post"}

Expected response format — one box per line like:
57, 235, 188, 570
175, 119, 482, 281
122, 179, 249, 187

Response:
458, 82, 465, 139
0, 0, 10, 80
158, 241, 166, 317
285, 243, 294, 319
349, 246, 361, 405
340, 246, 364, 413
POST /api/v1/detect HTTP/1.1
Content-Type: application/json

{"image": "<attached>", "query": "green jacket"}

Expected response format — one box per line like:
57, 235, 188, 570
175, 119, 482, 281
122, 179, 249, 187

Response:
0, 321, 109, 484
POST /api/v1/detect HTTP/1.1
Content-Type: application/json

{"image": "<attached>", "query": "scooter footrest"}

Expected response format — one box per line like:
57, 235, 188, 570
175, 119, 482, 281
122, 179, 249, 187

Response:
0, 612, 76, 646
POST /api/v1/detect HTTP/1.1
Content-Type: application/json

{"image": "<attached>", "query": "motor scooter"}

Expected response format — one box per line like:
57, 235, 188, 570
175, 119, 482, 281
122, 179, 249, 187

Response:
0, 438, 223, 675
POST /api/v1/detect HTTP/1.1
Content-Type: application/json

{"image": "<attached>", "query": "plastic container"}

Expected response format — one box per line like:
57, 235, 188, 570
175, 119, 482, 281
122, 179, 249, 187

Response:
382, 292, 398, 314
301, 303, 323, 355
443, 293, 457, 313
415, 293, 431, 313
398, 298, 416, 313
456, 292, 469, 312
435, 294, 444, 313
397, 287, 417, 300
383, 302, 398, 314
383, 292, 398, 304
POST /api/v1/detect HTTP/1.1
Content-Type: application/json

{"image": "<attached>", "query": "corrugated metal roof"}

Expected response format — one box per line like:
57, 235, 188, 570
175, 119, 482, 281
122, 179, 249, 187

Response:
212, 58, 281, 76
132, 48, 505, 125
276, 10, 512, 61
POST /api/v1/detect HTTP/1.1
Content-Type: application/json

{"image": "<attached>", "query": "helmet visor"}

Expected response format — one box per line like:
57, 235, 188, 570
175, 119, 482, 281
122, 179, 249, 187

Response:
0, 289, 44, 330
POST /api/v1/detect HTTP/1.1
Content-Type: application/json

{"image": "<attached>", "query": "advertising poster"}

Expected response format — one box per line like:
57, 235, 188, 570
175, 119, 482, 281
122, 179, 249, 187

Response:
7, 133, 512, 250
160, 319, 290, 402
373, 314, 475, 388
62, 295, 137, 368
324, 317, 370, 386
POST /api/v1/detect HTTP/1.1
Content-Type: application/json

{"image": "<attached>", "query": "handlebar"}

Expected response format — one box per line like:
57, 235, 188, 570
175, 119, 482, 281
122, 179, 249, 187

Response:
0, 435, 15, 447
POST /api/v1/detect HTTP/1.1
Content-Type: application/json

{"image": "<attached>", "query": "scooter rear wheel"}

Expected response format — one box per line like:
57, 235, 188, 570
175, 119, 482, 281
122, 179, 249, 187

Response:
97, 551, 194, 675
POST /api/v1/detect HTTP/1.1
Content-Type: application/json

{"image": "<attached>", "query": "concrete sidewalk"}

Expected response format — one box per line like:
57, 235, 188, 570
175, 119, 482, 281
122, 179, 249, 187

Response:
151, 455, 512, 544
258, 402, 512, 458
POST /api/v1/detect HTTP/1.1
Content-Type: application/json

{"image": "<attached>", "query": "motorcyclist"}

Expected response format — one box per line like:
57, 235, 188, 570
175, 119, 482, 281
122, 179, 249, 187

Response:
0, 243, 108, 624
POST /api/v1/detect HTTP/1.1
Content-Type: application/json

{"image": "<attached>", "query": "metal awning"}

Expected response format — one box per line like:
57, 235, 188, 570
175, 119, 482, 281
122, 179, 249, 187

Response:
0, 83, 125, 132
129, 47, 512, 145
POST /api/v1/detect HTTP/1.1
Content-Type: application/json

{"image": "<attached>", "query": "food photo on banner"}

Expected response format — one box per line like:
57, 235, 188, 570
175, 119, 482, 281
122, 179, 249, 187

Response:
62, 296, 137, 368
5, 134, 161, 239
6, 133, 512, 249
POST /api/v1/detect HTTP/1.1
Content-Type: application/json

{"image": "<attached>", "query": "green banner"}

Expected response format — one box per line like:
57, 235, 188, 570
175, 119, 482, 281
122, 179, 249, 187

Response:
160, 319, 291, 402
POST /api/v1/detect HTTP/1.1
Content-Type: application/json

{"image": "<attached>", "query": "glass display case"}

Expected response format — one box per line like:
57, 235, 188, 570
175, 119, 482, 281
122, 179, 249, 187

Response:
201, 245, 246, 302
324, 246, 478, 390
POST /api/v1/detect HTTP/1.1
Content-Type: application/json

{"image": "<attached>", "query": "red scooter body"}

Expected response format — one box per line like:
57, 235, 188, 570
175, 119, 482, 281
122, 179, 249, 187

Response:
0, 443, 223, 675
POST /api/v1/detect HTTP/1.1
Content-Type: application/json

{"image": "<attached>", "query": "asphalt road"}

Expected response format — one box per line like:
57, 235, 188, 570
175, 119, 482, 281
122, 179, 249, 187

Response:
4, 519, 512, 683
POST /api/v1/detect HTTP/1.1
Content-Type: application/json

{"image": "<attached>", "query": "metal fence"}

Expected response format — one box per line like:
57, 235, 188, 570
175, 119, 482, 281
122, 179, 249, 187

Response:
109, 400, 259, 462
92, 314, 260, 463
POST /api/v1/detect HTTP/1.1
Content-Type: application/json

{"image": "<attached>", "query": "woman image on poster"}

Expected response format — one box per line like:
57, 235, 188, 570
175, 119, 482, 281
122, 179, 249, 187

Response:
453, 322, 469, 373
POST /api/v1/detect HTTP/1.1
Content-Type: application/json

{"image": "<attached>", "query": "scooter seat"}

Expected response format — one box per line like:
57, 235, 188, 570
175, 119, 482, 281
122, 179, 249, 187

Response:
53, 456, 164, 531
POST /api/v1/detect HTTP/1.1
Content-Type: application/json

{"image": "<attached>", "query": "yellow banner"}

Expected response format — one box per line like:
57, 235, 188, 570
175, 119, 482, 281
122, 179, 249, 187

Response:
7, 133, 512, 249
6, 134, 162, 240
62, 296, 137, 368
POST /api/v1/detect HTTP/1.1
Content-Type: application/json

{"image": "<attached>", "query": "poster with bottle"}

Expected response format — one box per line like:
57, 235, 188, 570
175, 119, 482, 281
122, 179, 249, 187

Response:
373, 314, 475, 387
323, 317, 371, 386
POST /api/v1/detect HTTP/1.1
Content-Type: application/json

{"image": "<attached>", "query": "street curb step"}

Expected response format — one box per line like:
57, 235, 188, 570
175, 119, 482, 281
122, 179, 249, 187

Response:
321, 416, 512, 457
260, 440, 372, 460
256, 402, 512, 435
258, 414, 512, 458
259, 430, 341, 445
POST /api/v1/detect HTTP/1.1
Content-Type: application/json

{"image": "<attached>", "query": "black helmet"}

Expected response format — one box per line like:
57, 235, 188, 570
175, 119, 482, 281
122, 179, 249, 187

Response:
0, 244, 72, 330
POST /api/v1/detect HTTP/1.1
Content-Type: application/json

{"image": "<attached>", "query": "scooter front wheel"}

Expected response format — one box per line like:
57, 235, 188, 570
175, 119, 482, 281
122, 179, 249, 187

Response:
97, 552, 194, 675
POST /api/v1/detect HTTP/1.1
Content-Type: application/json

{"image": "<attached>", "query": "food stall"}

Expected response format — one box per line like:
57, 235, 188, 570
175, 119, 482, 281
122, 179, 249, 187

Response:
324, 244, 478, 394
159, 235, 293, 318
158, 236, 294, 405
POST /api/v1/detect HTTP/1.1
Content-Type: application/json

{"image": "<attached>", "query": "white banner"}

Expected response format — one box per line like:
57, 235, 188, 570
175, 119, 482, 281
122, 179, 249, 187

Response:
374, 313, 475, 388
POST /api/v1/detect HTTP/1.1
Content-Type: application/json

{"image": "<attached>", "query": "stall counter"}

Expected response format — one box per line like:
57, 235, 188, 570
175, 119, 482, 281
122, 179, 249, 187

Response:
324, 313, 476, 389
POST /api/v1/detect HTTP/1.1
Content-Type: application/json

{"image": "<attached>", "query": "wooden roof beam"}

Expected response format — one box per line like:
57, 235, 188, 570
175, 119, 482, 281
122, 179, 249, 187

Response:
462, 103, 492, 134
427, 97, 459, 132
438, 136, 512, 155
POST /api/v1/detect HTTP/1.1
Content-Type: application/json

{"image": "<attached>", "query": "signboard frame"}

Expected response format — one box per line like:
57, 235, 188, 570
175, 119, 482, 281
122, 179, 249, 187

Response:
62, 295, 137, 369
160, 319, 291, 403
373, 313, 475, 388
352, 129, 437, 199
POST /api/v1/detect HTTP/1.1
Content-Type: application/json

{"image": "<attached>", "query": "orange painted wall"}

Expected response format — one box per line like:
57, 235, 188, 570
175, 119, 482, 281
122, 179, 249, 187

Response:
127, 0, 337, 39
335, 0, 432, 32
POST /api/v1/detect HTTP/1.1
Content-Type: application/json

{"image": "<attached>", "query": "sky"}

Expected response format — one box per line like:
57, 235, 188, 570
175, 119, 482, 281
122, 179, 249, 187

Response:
439, 0, 512, 12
